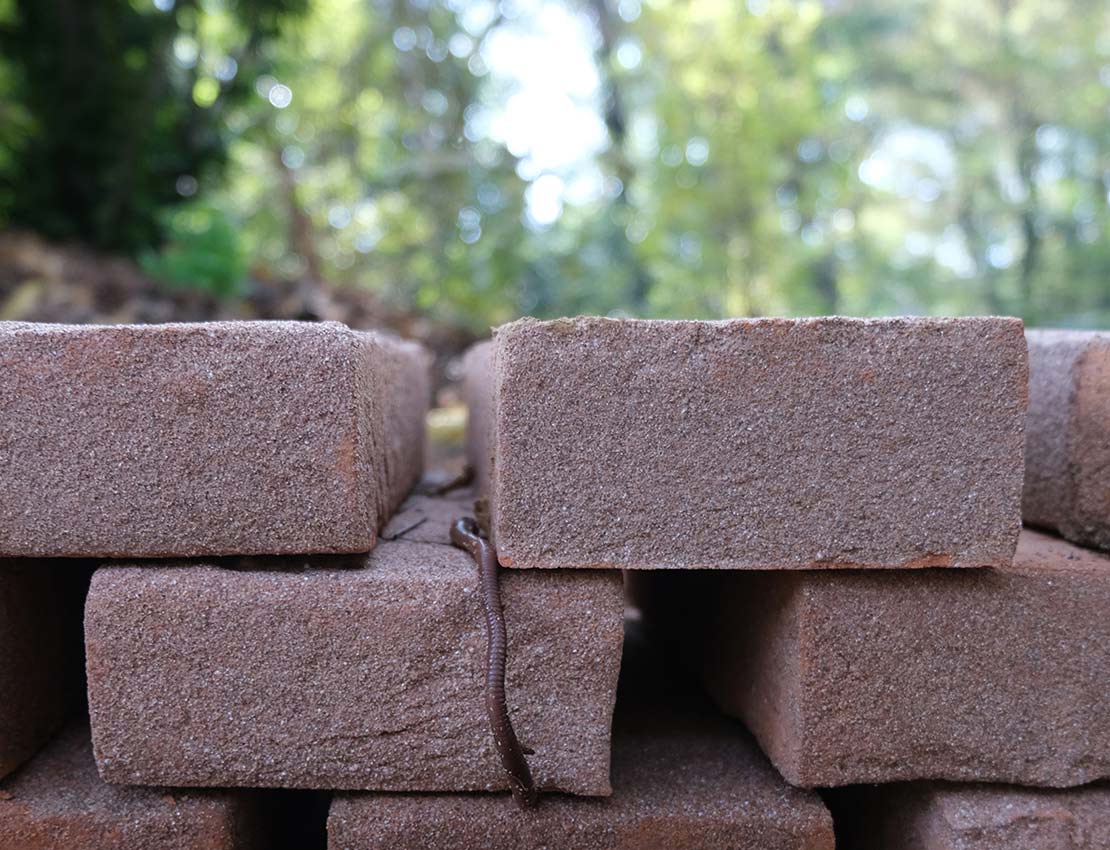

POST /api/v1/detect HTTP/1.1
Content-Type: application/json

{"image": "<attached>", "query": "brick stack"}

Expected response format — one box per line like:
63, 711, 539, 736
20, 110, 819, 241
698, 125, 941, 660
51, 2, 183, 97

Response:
462, 317, 1108, 849
1, 316, 1107, 849
330, 623, 833, 850
0, 319, 629, 848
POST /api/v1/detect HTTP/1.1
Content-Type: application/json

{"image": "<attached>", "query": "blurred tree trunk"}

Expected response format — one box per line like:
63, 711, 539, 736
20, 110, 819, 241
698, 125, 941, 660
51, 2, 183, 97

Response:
814, 253, 840, 315
586, 0, 654, 313
274, 146, 322, 282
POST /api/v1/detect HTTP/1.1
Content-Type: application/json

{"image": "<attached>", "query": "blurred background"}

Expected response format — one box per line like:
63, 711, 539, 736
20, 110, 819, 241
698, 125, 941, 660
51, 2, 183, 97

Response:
1, 0, 1109, 367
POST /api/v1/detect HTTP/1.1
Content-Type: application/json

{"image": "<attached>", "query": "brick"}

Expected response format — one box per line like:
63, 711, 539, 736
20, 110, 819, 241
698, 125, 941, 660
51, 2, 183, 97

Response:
466, 316, 1028, 570
830, 782, 1110, 850
0, 561, 85, 781
461, 340, 494, 496
379, 488, 477, 546
1024, 330, 1110, 550
327, 628, 833, 850
635, 528, 1110, 787
0, 723, 269, 850
85, 530, 624, 793
0, 321, 429, 558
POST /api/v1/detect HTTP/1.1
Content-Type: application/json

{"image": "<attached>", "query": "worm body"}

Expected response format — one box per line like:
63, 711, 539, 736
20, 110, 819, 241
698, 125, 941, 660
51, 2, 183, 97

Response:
450, 517, 538, 809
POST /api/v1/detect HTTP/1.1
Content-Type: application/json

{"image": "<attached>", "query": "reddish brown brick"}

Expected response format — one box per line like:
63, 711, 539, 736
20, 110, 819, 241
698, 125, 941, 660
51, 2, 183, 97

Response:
0, 724, 268, 850
466, 316, 1028, 570
85, 526, 624, 793
0, 561, 85, 781
327, 725, 832, 850
327, 628, 834, 850
636, 528, 1110, 787
379, 488, 478, 546
0, 321, 429, 558
831, 782, 1110, 850
1024, 330, 1110, 550
461, 340, 494, 496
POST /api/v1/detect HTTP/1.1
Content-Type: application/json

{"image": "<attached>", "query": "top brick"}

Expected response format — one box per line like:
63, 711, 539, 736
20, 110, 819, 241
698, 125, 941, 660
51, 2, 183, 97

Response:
466, 316, 1028, 569
1023, 330, 1110, 551
0, 321, 429, 558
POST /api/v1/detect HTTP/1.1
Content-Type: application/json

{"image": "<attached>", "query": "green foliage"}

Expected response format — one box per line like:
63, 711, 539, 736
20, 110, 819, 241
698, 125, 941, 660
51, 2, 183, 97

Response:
2, 0, 1109, 327
0, 0, 304, 252
563, 0, 1110, 327
212, 0, 533, 328
139, 203, 246, 297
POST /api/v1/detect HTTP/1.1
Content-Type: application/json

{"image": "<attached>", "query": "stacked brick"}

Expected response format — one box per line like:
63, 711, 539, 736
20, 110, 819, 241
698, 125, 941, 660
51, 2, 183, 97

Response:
2, 316, 1107, 848
0, 319, 634, 848
85, 548, 623, 794
463, 317, 1109, 850
829, 782, 1110, 850
330, 627, 834, 850
0, 321, 428, 556
0, 322, 440, 846
1023, 330, 1110, 549
632, 528, 1109, 787
0, 724, 272, 850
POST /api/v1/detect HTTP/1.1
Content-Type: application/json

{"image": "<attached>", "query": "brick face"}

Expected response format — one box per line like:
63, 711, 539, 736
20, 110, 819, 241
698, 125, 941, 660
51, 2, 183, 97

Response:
830, 782, 1110, 850
328, 628, 833, 850
85, 534, 624, 794
0, 321, 429, 558
635, 528, 1110, 788
468, 316, 1027, 570
0, 724, 269, 850
461, 340, 494, 498
1023, 330, 1110, 551
329, 718, 832, 850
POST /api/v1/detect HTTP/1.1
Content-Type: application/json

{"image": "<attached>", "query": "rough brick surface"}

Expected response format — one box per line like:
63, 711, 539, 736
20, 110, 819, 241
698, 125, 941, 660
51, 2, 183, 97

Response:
0, 561, 85, 781
379, 489, 478, 545
467, 316, 1028, 570
85, 522, 624, 793
327, 628, 833, 850
0, 724, 268, 850
635, 528, 1110, 788
831, 782, 1110, 850
1024, 330, 1110, 550
0, 320, 429, 558
461, 340, 494, 497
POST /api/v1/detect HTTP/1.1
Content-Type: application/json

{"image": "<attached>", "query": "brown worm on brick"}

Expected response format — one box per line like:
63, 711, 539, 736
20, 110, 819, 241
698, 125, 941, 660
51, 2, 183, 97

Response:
450, 516, 538, 809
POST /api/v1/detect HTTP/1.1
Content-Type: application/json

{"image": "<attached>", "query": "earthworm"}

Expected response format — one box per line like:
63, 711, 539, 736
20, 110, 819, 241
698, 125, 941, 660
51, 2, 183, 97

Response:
450, 516, 538, 809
